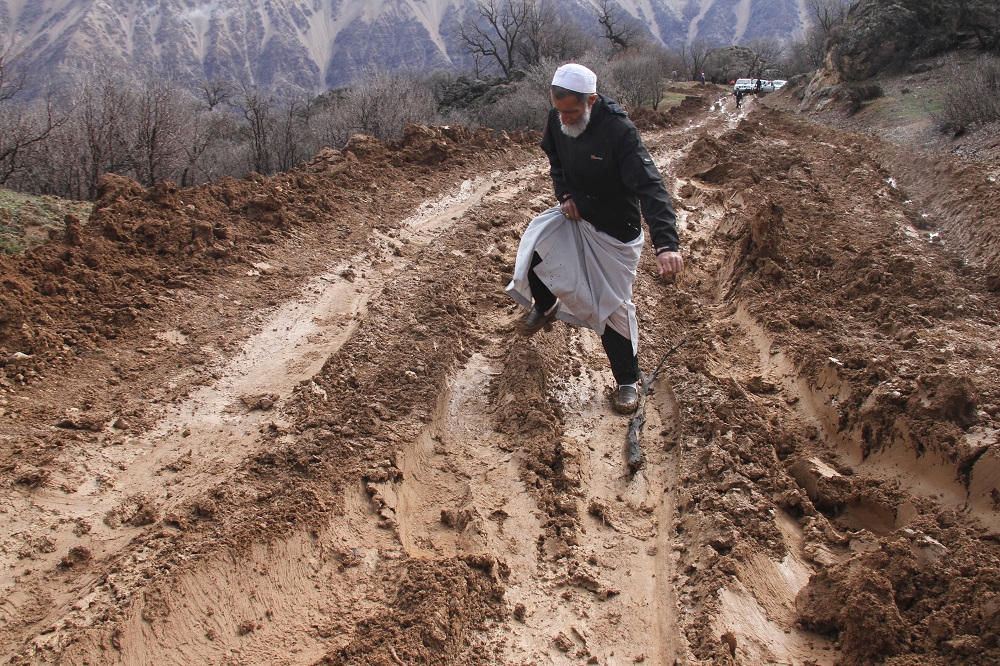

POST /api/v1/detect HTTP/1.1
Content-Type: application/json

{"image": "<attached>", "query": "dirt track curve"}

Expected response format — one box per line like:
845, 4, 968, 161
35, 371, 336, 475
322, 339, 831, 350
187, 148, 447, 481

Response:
1, 88, 999, 665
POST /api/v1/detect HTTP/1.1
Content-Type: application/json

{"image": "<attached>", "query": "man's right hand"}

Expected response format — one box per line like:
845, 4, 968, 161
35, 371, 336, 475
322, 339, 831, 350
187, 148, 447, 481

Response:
560, 197, 582, 221
657, 251, 684, 276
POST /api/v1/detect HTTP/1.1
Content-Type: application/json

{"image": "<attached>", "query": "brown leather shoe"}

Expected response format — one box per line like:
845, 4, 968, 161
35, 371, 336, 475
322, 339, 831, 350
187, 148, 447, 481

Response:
612, 384, 640, 414
520, 301, 559, 335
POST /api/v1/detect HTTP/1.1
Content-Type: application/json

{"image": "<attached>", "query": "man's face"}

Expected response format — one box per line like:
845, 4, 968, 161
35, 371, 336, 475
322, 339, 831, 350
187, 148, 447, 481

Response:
553, 93, 597, 138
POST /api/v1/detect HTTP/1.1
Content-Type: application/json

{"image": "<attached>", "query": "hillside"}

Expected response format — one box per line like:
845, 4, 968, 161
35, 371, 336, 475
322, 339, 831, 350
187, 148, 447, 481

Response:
0, 0, 808, 92
1, 76, 999, 666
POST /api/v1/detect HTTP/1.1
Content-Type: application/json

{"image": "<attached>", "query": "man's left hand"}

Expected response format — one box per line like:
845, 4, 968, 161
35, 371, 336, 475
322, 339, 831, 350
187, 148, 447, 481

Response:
657, 251, 684, 277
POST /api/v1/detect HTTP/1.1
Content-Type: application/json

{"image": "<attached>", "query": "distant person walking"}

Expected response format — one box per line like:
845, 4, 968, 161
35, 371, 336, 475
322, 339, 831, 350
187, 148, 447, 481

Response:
699, 71, 706, 85
734, 88, 744, 108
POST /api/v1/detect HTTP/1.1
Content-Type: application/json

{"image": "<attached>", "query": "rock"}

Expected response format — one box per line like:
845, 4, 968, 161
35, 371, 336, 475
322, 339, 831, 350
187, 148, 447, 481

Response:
14, 464, 48, 488
788, 457, 843, 503
553, 632, 574, 652
910, 534, 948, 566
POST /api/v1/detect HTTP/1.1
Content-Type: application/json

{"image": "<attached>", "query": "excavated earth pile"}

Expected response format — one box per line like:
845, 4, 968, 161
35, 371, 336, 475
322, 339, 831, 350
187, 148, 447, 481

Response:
1, 89, 998, 665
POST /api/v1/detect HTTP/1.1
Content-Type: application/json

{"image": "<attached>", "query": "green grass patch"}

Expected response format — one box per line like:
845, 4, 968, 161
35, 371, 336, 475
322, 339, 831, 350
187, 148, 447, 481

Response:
860, 88, 947, 124
658, 91, 690, 110
0, 189, 93, 256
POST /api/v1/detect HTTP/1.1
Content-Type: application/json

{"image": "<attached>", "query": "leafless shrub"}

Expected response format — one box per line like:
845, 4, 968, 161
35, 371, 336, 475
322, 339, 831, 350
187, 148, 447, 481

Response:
316, 70, 438, 143
604, 48, 669, 110
934, 56, 1000, 135
471, 62, 553, 131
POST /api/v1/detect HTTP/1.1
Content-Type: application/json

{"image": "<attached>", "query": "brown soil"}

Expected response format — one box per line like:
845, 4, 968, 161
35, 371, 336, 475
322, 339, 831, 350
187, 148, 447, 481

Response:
1, 83, 999, 665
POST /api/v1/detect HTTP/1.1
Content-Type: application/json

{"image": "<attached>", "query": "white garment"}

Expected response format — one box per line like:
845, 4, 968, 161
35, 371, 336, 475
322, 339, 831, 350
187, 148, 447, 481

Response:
506, 206, 642, 354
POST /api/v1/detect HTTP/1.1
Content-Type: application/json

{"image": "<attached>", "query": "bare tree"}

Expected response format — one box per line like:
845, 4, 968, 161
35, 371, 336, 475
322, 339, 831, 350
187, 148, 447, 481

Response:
458, 0, 534, 78
519, 0, 588, 66
236, 83, 276, 175
183, 103, 247, 186
783, 27, 828, 73
71, 67, 138, 198
808, 0, 852, 35
596, 0, 644, 54
781, 0, 851, 74
606, 48, 669, 110
200, 77, 233, 111
272, 96, 315, 173
0, 90, 67, 186
0, 39, 28, 103
680, 39, 712, 80
743, 37, 786, 78
0, 40, 69, 186
131, 78, 191, 186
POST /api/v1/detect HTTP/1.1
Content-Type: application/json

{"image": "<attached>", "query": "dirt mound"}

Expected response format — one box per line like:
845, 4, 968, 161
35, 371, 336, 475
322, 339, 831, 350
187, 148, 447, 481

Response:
0, 126, 533, 385
673, 103, 1000, 663
318, 559, 505, 665
630, 91, 712, 130
798, 525, 1000, 665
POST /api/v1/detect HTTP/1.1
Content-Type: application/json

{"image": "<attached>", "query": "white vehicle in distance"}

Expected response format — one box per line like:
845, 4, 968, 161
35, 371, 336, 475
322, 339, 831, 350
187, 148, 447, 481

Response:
733, 79, 788, 93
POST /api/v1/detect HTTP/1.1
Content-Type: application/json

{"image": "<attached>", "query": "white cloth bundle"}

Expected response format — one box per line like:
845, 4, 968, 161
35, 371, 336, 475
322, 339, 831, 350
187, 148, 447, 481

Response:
506, 206, 642, 353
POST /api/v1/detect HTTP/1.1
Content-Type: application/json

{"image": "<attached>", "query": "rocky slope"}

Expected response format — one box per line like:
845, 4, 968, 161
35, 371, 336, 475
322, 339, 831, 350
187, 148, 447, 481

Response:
0, 0, 809, 92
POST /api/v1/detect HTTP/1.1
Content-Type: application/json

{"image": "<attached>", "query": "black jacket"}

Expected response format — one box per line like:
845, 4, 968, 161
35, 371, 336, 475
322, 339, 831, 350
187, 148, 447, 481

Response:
540, 94, 679, 252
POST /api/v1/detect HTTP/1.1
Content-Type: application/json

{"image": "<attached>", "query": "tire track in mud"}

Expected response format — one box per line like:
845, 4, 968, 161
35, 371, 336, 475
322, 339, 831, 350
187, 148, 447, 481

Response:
0, 163, 545, 663
370, 99, 837, 664
634, 115, 839, 665
1, 94, 835, 666
370, 168, 688, 662
9, 89, 999, 665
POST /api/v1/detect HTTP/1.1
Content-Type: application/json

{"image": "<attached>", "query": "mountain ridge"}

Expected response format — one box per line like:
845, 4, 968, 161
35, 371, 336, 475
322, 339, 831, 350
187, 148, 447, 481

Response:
1, 0, 808, 92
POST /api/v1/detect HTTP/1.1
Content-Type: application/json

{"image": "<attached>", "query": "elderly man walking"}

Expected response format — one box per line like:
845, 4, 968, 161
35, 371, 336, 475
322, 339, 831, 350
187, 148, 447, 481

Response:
506, 63, 683, 414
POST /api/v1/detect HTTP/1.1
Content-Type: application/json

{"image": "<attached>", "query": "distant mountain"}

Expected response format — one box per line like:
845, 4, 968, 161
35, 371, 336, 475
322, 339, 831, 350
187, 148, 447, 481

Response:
0, 0, 809, 92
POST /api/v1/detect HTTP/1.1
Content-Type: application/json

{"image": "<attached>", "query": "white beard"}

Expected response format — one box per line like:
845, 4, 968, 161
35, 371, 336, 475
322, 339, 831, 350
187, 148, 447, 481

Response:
559, 104, 592, 138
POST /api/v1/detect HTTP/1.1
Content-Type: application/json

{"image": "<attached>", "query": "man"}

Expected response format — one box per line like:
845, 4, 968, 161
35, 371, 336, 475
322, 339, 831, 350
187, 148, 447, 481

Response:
506, 63, 683, 414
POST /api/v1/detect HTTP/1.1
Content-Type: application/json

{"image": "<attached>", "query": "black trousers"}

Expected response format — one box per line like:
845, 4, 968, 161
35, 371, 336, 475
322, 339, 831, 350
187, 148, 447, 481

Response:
528, 252, 640, 386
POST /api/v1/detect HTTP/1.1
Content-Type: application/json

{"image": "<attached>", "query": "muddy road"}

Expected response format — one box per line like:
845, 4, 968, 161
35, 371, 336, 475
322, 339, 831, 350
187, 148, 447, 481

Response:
1, 89, 999, 665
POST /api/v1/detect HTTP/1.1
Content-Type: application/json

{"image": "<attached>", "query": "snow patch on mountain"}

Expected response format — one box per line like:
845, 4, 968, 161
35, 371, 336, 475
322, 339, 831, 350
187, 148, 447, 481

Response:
0, 0, 808, 93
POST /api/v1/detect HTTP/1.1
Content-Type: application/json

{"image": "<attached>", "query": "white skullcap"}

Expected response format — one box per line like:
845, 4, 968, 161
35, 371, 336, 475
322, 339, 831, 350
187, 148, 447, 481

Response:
551, 63, 597, 94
